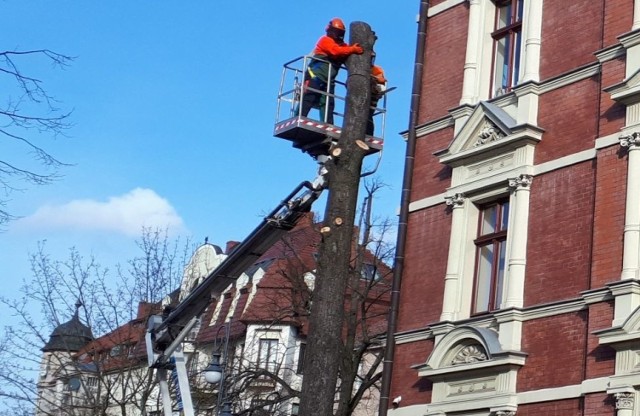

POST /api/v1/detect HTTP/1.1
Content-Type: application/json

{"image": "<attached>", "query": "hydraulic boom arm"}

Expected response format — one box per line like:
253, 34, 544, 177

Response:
147, 178, 324, 368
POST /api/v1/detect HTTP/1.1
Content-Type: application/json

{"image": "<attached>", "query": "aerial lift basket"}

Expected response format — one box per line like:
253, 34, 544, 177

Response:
274, 55, 387, 158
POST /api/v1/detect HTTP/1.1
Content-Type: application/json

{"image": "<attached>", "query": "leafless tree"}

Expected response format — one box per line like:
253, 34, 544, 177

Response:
0, 228, 190, 416
0, 49, 73, 227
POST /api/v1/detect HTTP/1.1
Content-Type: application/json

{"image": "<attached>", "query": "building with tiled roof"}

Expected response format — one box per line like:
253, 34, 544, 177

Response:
189, 213, 391, 416
36, 302, 164, 416
36, 213, 391, 416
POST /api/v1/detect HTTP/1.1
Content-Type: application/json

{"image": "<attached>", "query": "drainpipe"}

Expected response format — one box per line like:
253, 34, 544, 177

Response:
378, 1, 429, 415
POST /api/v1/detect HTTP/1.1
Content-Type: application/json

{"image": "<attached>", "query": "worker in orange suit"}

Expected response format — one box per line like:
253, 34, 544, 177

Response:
367, 52, 387, 136
300, 18, 364, 124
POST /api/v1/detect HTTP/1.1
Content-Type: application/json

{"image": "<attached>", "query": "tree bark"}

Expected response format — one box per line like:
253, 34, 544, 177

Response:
299, 22, 376, 416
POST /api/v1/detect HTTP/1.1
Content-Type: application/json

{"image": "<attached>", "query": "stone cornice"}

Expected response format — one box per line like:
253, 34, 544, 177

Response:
513, 81, 541, 97
518, 377, 610, 404
618, 28, 640, 49
408, 193, 446, 212
395, 298, 589, 345
538, 63, 600, 94
607, 278, 640, 296
395, 327, 433, 345
595, 44, 625, 63
604, 70, 640, 106
581, 287, 612, 305
413, 115, 454, 139
409, 132, 620, 214
427, 0, 466, 17
410, 64, 599, 139
416, 353, 526, 378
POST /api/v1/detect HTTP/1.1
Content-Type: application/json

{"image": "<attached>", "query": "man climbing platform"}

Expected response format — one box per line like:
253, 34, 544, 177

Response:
300, 17, 364, 124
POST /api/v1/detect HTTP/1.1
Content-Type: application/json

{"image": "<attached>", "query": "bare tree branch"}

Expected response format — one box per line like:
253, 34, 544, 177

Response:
0, 48, 74, 228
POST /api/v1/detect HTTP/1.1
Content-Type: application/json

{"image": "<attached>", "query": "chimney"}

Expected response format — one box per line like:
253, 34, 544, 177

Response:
136, 302, 157, 319
226, 241, 241, 254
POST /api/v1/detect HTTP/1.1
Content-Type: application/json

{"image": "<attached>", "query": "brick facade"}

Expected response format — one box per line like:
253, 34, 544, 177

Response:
389, 1, 640, 415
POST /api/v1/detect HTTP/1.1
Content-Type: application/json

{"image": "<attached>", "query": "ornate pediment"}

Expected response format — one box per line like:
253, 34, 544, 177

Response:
436, 102, 543, 190
437, 101, 542, 171
439, 102, 516, 160
473, 120, 506, 148
596, 302, 640, 347
419, 326, 498, 372
605, 67, 640, 106
414, 326, 526, 414
451, 344, 488, 365
595, 302, 640, 397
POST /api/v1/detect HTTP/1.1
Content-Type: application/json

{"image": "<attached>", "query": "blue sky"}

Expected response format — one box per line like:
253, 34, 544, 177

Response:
0, 1, 418, 331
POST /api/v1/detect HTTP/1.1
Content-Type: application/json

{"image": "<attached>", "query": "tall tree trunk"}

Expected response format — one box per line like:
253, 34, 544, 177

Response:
299, 22, 376, 416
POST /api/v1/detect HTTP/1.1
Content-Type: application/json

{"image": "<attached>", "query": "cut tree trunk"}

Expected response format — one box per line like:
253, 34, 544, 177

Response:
298, 21, 376, 416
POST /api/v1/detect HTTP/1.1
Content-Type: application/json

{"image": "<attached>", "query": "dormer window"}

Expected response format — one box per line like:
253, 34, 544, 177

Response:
109, 344, 123, 357
360, 263, 381, 281
491, 0, 524, 97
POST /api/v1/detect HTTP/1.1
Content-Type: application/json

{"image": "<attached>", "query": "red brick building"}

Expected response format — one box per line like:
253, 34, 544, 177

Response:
388, 1, 640, 415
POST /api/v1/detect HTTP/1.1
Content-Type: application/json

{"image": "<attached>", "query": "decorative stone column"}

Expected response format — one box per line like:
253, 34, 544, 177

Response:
441, 193, 466, 321
634, 0, 640, 31
614, 391, 635, 416
494, 412, 516, 416
460, 0, 482, 105
503, 175, 533, 308
620, 132, 640, 281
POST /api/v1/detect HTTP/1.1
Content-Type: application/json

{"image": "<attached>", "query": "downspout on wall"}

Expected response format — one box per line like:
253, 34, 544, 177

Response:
378, 1, 429, 415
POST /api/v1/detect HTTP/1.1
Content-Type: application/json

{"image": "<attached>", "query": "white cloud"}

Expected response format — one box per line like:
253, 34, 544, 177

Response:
16, 188, 186, 236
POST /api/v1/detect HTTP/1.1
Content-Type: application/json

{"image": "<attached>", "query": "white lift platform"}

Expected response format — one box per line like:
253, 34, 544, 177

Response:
274, 55, 388, 158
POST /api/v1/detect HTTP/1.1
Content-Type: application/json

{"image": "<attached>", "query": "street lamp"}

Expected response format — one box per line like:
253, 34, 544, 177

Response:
203, 321, 231, 416
203, 353, 223, 384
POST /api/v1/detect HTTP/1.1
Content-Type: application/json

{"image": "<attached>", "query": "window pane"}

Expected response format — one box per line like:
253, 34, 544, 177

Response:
258, 343, 268, 367
361, 263, 379, 281
513, 31, 522, 86
494, 241, 507, 309
502, 34, 512, 90
268, 340, 278, 372
259, 339, 278, 373
497, 3, 512, 29
500, 201, 510, 230
516, 0, 524, 22
474, 244, 494, 313
493, 37, 507, 96
481, 205, 498, 235
297, 343, 306, 374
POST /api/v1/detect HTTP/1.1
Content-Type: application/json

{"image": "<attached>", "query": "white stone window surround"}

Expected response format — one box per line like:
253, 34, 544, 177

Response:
437, 101, 540, 324
440, 177, 532, 319
414, 325, 524, 416
460, 0, 543, 106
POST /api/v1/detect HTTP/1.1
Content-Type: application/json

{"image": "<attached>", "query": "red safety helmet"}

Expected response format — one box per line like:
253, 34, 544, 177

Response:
327, 17, 346, 32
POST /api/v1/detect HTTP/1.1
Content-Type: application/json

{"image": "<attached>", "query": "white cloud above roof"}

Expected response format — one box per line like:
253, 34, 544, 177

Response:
16, 188, 186, 236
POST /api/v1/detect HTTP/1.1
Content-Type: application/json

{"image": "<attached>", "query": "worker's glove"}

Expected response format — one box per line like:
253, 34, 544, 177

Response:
350, 44, 364, 54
